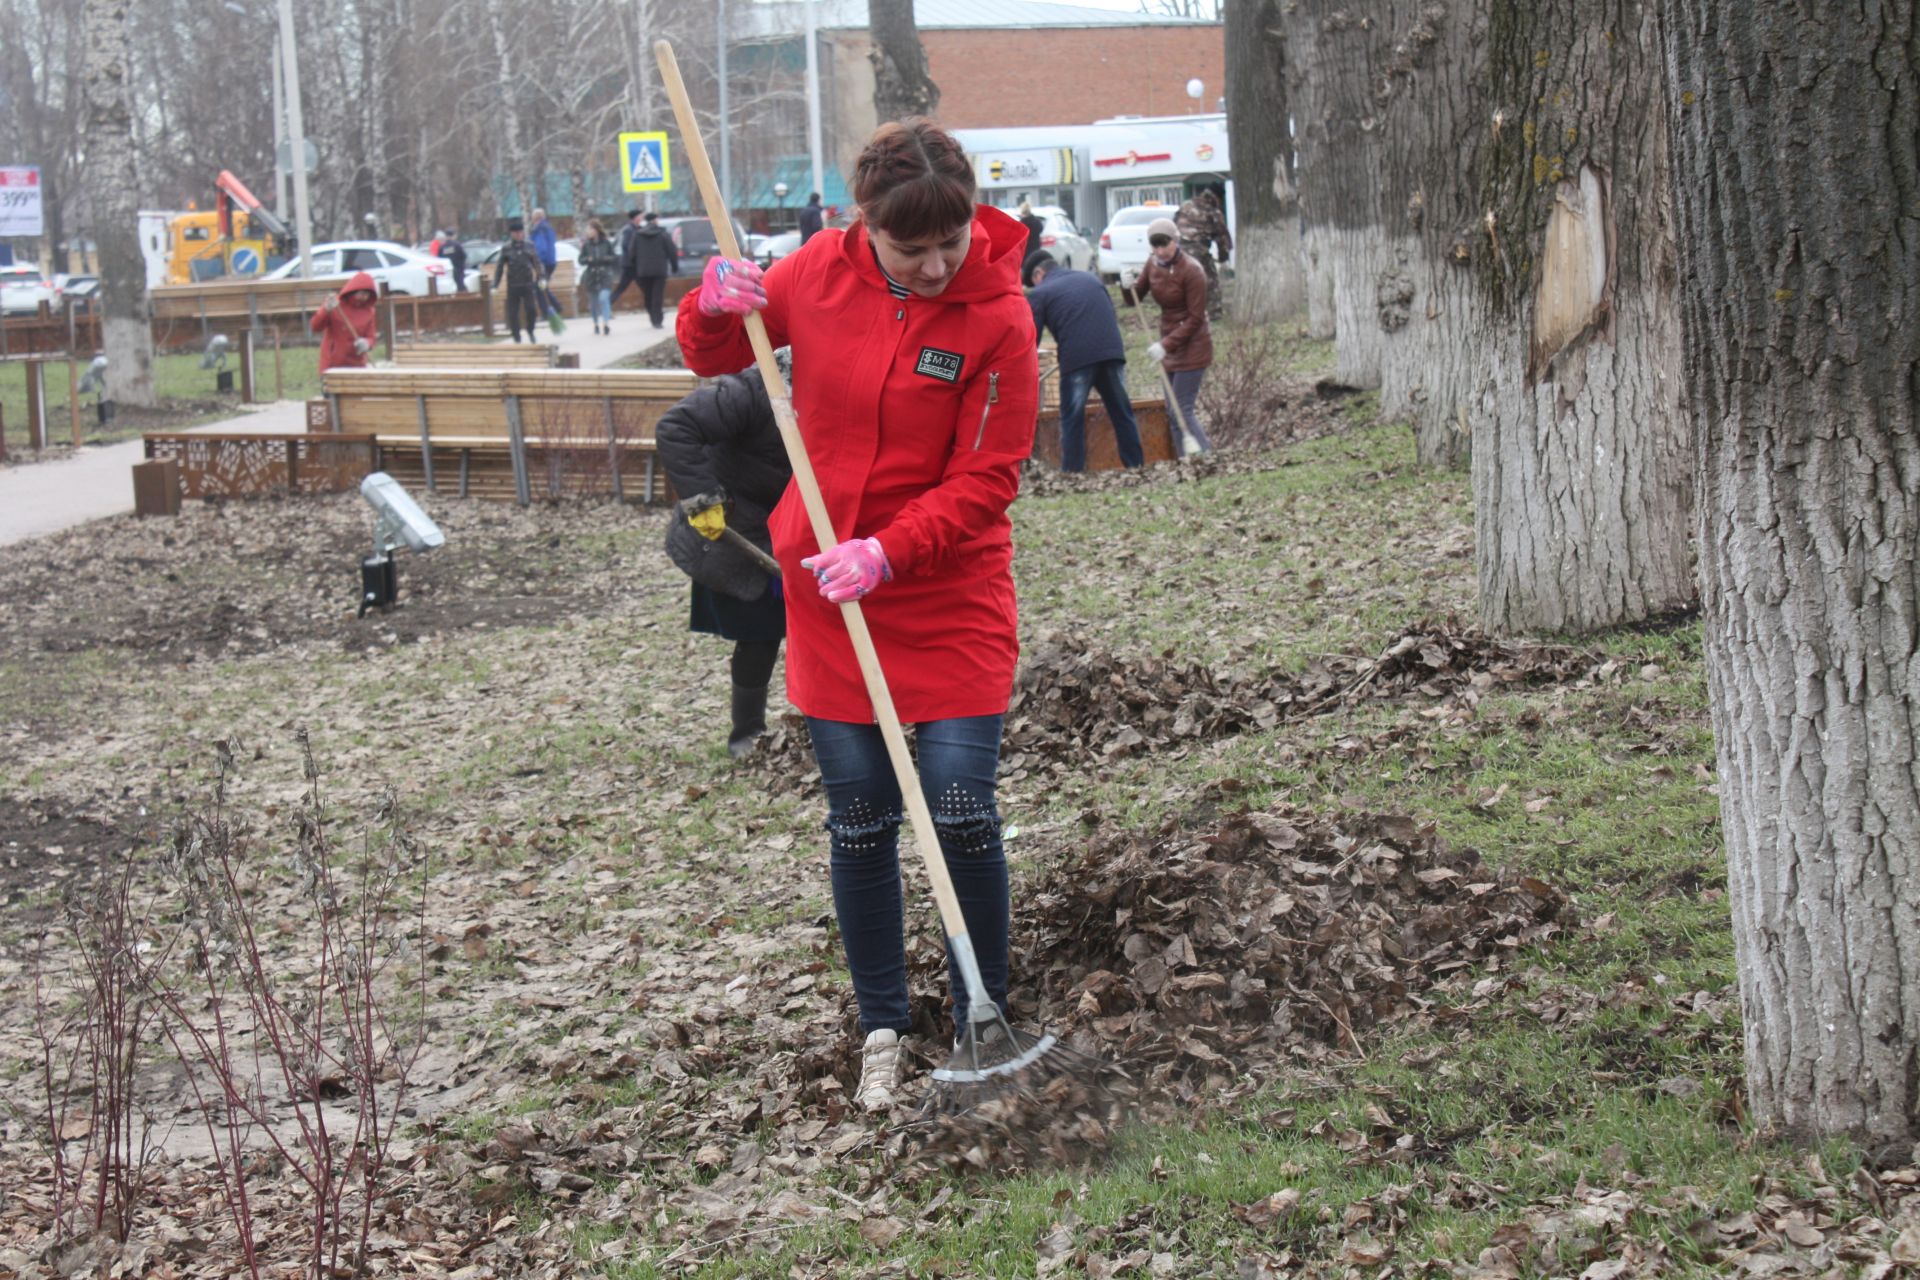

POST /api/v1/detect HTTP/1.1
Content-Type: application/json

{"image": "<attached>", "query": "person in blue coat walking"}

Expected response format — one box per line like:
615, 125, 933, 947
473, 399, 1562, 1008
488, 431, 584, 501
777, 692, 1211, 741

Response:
1024, 250, 1144, 471
529, 207, 561, 317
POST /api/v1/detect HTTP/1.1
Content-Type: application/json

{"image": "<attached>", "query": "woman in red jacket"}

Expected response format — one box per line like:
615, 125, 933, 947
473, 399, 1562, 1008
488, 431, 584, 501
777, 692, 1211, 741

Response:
678, 118, 1039, 1112
310, 271, 379, 372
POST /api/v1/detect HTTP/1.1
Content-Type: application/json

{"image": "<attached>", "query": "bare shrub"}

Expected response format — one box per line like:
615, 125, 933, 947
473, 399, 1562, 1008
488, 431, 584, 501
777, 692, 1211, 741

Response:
8, 851, 162, 1247
530, 396, 651, 499
151, 733, 429, 1279
1197, 321, 1299, 451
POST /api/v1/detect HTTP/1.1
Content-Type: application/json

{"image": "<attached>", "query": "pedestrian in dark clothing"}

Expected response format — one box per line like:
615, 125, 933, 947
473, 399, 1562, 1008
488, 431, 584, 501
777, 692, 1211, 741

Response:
1017, 199, 1045, 261
1024, 250, 1144, 472
626, 211, 679, 329
612, 209, 645, 308
655, 363, 794, 757
798, 192, 824, 244
492, 219, 544, 342
579, 218, 619, 334
437, 230, 468, 294
1175, 189, 1232, 321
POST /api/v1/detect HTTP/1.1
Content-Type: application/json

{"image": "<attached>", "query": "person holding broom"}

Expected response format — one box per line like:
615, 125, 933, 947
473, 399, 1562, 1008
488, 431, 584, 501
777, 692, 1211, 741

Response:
677, 117, 1040, 1113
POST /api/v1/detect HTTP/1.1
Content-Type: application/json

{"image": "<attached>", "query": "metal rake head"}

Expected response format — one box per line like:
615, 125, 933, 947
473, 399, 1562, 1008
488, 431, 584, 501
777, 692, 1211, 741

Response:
922, 1004, 1122, 1121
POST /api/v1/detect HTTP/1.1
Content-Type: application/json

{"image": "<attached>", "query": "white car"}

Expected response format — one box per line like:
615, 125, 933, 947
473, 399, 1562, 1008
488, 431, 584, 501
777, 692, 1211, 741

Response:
755, 230, 802, 267
1030, 205, 1097, 275
0, 264, 55, 315
1098, 204, 1176, 285
263, 241, 469, 295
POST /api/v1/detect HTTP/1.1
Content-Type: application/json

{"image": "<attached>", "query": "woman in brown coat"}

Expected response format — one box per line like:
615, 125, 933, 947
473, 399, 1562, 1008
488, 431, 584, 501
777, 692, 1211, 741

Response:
1132, 216, 1213, 454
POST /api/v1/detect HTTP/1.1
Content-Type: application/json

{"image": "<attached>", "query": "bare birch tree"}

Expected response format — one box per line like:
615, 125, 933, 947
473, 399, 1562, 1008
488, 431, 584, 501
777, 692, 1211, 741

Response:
79, 0, 155, 405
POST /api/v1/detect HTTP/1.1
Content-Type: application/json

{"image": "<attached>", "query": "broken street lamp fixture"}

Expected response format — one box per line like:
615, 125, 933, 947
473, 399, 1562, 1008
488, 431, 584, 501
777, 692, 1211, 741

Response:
357, 471, 444, 617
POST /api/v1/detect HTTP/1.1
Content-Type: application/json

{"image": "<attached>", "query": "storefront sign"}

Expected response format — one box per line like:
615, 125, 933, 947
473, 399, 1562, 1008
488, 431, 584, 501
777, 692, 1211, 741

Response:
976, 148, 1075, 188
0, 166, 44, 237
1093, 150, 1173, 169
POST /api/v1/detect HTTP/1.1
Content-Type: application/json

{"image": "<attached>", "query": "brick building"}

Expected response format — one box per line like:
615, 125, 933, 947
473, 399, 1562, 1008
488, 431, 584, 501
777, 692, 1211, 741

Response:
735, 0, 1224, 220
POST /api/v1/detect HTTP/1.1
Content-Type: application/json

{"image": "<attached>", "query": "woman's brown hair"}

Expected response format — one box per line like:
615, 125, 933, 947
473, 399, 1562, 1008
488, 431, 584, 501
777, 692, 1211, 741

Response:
588, 218, 608, 239
852, 118, 975, 241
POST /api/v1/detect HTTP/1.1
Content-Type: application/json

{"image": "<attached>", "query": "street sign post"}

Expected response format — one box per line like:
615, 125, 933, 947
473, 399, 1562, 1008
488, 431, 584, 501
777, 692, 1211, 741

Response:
619, 133, 671, 193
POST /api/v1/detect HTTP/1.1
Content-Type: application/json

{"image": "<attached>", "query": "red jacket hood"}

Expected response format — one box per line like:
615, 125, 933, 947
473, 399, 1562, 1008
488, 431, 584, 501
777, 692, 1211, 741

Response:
836, 205, 1027, 304
336, 271, 378, 305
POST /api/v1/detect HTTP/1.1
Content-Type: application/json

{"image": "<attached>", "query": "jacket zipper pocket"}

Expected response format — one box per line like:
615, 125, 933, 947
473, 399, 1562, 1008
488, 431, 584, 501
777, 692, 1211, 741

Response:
972, 372, 1000, 450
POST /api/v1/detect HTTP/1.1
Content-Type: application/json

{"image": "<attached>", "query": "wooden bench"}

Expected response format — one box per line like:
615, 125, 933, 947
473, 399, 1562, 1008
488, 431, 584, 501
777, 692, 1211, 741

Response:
322, 367, 699, 505
391, 342, 559, 368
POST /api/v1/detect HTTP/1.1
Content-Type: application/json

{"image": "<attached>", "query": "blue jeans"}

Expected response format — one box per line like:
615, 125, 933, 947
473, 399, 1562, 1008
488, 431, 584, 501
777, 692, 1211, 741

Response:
1166, 368, 1214, 452
1058, 359, 1145, 472
806, 715, 1010, 1035
589, 288, 612, 325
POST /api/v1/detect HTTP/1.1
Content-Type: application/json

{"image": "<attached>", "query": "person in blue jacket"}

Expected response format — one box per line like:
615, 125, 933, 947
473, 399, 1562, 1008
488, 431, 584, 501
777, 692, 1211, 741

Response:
1024, 250, 1144, 471
528, 207, 560, 316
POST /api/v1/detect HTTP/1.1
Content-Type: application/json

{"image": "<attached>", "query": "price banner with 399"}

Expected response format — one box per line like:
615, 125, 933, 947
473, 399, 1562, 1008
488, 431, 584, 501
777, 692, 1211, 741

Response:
0, 167, 45, 238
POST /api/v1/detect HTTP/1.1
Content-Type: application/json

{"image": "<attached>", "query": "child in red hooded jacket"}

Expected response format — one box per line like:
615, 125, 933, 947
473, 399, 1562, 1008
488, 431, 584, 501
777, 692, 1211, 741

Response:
678, 118, 1039, 1113
310, 271, 379, 371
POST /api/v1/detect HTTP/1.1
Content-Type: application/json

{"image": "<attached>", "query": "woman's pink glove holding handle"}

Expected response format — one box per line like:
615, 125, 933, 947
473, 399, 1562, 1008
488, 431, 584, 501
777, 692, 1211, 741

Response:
696, 258, 767, 316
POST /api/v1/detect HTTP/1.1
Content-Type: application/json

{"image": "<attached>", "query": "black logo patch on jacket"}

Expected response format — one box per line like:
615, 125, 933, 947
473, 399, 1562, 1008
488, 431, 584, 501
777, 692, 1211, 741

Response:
914, 347, 965, 383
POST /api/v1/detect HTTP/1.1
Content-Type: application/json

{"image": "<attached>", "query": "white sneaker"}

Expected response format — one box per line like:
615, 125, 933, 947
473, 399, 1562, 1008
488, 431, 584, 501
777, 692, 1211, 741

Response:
854, 1029, 906, 1112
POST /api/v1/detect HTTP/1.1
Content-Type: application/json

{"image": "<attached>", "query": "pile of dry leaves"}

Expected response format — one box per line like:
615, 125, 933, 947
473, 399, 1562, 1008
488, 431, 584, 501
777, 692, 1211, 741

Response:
754, 620, 1603, 790
906, 802, 1571, 1172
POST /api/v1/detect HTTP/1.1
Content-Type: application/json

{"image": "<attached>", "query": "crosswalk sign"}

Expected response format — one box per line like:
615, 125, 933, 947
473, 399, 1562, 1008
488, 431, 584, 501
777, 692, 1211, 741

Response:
619, 132, 671, 193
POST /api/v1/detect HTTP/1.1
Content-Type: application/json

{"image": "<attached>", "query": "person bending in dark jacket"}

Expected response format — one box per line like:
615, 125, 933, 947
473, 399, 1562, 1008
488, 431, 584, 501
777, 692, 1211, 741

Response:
1024, 250, 1144, 471
492, 219, 543, 342
626, 211, 680, 328
655, 361, 794, 755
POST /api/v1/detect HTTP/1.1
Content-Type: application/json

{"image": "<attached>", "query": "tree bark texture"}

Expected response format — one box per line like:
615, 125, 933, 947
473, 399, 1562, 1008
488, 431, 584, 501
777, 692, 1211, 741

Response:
80, 0, 155, 407
869, 0, 939, 123
1471, 0, 1692, 635
1662, 0, 1920, 1146
1227, 0, 1305, 322
1284, 9, 1338, 342
1287, 3, 1397, 388
1372, 1, 1483, 468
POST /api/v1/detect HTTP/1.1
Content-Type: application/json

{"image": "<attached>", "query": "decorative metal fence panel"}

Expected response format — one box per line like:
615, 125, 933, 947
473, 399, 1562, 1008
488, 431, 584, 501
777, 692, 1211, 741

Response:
142, 433, 379, 499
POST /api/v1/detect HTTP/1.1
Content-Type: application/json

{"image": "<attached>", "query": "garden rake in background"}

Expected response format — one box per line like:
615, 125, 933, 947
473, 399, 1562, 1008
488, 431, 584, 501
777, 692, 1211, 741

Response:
655, 38, 1114, 1121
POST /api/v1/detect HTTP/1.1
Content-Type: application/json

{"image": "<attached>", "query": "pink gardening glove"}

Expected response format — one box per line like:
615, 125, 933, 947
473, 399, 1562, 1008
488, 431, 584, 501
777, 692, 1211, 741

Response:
697, 257, 767, 316
802, 537, 892, 604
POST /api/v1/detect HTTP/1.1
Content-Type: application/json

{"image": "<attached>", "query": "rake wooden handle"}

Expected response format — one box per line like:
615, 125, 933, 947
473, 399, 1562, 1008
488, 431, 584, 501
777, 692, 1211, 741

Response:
654, 41, 986, 994
1124, 277, 1197, 447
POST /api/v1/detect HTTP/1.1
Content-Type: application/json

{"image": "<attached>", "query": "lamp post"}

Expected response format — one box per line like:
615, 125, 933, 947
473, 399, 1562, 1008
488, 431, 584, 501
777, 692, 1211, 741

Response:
773, 181, 789, 233
275, 0, 314, 278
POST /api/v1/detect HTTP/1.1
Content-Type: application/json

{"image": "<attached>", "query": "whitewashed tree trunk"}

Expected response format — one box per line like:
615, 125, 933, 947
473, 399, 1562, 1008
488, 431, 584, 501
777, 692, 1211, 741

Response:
1302, 225, 1336, 340
1663, 0, 1920, 1147
1375, 0, 1482, 467
79, 0, 154, 407
1226, 0, 1304, 322
1471, 0, 1691, 635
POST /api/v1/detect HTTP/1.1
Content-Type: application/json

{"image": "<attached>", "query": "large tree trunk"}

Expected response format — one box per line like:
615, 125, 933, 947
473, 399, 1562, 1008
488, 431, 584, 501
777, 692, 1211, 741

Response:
1662, 0, 1920, 1148
1225, 0, 1303, 323
79, 0, 154, 407
1470, 0, 1691, 635
1287, 3, 1394, 388
869, 0, 939, 123
1374, 0, 1481, 468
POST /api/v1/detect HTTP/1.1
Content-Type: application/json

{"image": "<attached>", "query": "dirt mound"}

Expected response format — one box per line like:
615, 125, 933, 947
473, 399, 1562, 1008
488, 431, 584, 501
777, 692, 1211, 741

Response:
0, 494, 668, 661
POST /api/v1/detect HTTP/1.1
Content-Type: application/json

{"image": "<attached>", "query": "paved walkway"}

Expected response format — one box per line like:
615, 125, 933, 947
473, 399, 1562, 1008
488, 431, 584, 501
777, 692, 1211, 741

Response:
0, 308, 680, 549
